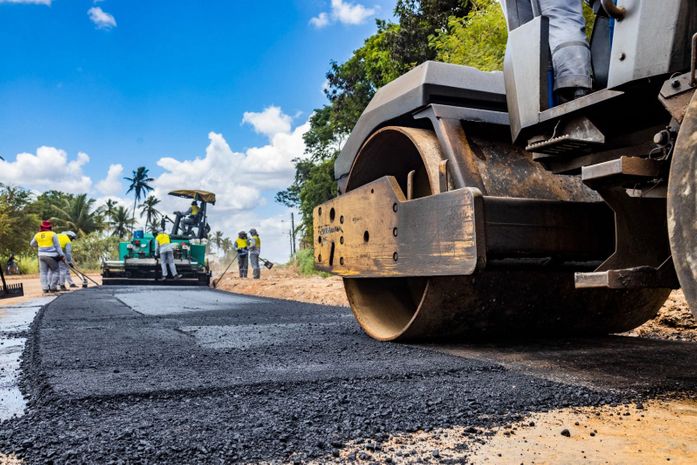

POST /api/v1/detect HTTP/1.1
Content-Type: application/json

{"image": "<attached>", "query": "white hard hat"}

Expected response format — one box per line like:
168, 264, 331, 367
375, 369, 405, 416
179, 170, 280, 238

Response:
63, 231, 77, 239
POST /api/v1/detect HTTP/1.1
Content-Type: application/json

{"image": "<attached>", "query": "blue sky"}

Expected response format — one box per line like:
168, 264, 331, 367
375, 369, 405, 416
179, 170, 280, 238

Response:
0, 0, 396, 261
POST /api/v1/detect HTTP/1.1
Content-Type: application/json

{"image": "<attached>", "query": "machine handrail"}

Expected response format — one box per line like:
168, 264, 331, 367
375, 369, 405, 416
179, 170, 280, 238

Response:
601, 0, 625, 21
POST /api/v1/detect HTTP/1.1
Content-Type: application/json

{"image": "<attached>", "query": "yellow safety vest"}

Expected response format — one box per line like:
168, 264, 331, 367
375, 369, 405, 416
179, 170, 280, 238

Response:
235, 238, 248, 249
251, 235, 261, 249
156, 233, 171, 245
34, 231, 56, 248
58, 234, 71, 249
191, 205, 200, 216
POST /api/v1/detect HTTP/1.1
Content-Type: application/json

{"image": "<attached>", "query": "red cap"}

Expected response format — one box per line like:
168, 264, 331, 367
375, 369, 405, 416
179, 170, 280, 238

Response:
40, 220, 53, 231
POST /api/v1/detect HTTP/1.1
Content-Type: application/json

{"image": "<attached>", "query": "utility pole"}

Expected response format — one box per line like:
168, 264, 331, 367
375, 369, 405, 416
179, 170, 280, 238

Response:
290, 213, 297, 255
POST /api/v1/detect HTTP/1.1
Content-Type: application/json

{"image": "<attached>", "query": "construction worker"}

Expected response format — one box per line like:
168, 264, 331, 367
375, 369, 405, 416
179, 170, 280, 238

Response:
155, 229, 182, 280
182, 201, 201, 235
248, 228, 261, 279
29, 220, 64, 294
499, 0, 592, 101
234, 231, 249, 278
57, 231, 78, 290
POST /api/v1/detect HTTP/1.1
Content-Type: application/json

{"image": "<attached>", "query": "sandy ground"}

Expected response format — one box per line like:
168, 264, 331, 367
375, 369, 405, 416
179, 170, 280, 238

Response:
468, 398, 697, 465
216, 265, 348, 307
0, 273, 102, 307
316, 398, 697, 464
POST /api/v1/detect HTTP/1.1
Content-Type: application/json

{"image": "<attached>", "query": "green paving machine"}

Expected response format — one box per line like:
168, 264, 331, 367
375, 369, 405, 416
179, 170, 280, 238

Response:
101, 190, 214, 286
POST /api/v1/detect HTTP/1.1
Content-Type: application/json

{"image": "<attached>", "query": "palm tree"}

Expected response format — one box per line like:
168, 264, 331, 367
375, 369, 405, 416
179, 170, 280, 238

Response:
101, 199, 118, 220
213, 231, 224, 252
124, 166, 154, 231
221, 237, 232, 256
139, 195, 161, 231
111, 206, 134, 239
51, 194, 102, 236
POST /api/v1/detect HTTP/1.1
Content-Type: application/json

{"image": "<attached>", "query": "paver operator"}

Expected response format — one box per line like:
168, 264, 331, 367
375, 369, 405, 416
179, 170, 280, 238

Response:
499, 0, 592, 101
155, 229, 182, 280
30, 220, 65, 294
234, 231, 249, 278
182, 200, 201, 235
248, 228, 261, 280
57, 231, 78, 290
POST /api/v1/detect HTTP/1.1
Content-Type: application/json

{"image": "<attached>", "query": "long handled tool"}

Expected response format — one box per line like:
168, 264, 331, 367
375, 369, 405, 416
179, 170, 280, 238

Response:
260, 257, 274, 270
212, 254, 238, 289
0, 261, 23, 299
69, 263, 101, 287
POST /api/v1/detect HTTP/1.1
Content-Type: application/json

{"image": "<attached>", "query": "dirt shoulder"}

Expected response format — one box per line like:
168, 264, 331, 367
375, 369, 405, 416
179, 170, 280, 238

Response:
0, 273, 102, 306
216, 266, 348, 307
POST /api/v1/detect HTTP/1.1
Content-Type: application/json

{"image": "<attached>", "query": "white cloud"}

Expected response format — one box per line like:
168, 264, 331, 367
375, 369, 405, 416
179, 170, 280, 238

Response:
310, 0, 375, 28
310, 12, 330, 28
242, 106, 293, 139
150, 107, 309, 261
0, 146, 92, 194
96, 163, 124, 196
154, 107, 308, 215
88, 6, 116, 29
0, 0, 51, 4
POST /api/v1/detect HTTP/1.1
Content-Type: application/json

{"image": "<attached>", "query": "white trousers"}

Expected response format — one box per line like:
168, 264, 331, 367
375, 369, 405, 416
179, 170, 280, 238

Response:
39, 255, 60, 291
160, 250, 178, 277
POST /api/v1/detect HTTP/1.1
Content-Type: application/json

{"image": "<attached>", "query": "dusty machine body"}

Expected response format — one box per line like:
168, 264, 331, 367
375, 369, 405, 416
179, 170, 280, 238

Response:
314, 0, 697, 341
101, 190, 213, 286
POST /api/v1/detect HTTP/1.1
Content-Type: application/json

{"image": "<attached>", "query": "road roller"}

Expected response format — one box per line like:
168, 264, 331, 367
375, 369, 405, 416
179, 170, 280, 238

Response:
313, 0, 697, 341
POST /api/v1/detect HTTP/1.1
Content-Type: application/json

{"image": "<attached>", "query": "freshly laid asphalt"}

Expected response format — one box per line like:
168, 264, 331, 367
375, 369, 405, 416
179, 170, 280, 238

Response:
0, 286, 696, 464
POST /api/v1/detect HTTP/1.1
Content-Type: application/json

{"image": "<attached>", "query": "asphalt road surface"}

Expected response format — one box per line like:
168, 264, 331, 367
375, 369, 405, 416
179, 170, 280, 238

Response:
1, 287, 696, 464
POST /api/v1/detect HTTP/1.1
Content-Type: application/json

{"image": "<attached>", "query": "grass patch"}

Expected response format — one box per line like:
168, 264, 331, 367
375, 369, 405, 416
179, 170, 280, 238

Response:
292, 248, 331, 277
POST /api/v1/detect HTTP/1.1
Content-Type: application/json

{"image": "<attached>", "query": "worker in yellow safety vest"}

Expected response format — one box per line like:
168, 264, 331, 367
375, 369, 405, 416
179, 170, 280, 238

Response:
234, 231, 249, 278
29, 220, 65, 294
56, 231, 78, 290
155, 229, 182, 280
248, 228, 261, 279
182, 201, 201, 235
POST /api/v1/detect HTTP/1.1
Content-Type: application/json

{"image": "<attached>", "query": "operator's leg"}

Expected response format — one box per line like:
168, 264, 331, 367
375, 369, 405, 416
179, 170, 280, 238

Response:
250, 253, 260, 279
58, 261, 68, 290
46, 257, 60, 291
238, 254, 248, 278
38, 257, 50, 292
539, 0, 592, 96
160, 253, 169, 278
166, 252, 180, 278
65, 265, 76, 286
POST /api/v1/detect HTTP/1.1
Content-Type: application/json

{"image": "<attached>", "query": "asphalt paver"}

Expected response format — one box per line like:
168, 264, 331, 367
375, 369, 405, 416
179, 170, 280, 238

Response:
0, 287, 695, 464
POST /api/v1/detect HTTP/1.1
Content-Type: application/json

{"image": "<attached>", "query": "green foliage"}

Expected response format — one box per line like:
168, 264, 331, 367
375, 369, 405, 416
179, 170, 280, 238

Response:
124, 166, 155, 229
292, 248, 330, 277
16, 255, 38, 275
32, 190, 74, 221
0, 184, 38, 258
430, 0, 507, 71
139, 195, 162, 232
71, 234, 121, 270
110, 206, 134, 239
51, 194, 104, 236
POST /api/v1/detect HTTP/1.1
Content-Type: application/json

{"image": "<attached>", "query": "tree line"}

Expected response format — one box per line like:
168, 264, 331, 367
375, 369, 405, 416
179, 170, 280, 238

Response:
0, 165, 237, 270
